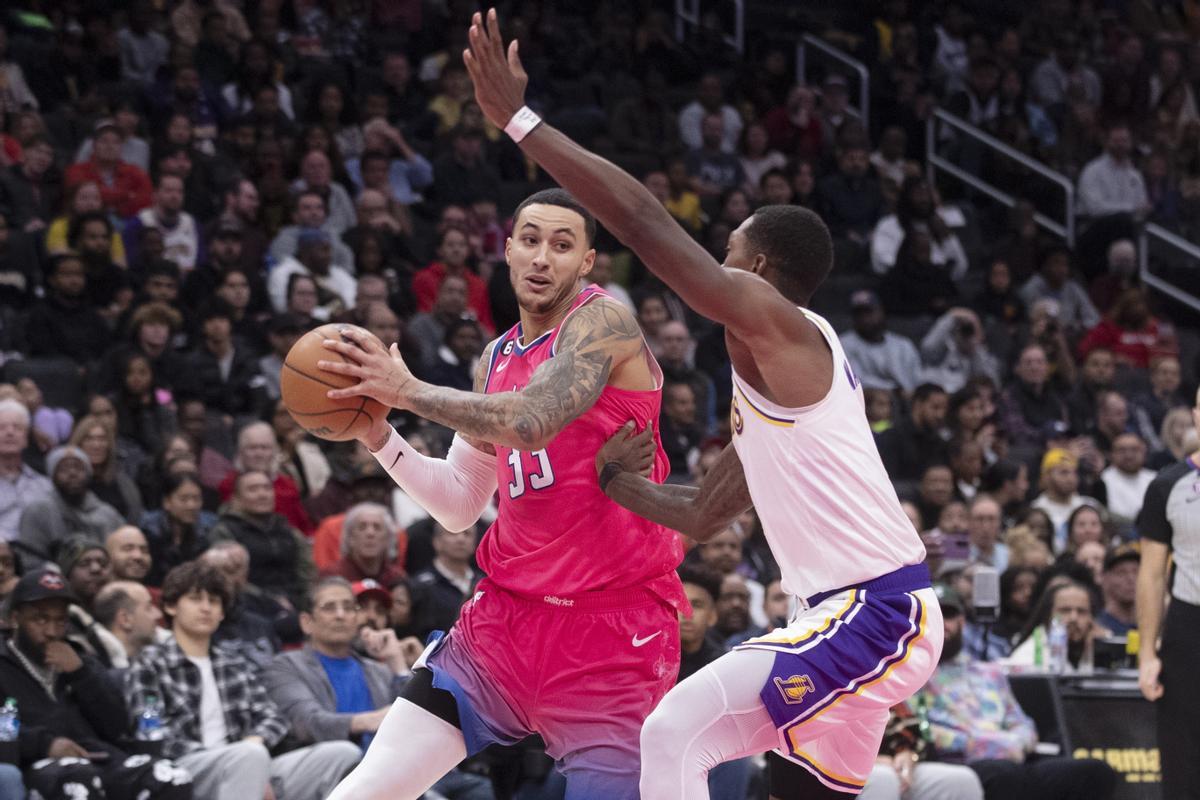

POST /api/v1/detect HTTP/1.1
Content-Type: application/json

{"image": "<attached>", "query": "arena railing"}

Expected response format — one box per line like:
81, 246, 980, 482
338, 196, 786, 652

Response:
925, 108, 1076, 246
673, 0, 745, 54
795, 33, 869, 125
1139, 222, 1200, 314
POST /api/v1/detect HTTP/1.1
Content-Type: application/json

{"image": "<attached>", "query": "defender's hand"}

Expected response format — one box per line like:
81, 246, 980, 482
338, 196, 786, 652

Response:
595, 421, 657, 480
463, 8, 529, 130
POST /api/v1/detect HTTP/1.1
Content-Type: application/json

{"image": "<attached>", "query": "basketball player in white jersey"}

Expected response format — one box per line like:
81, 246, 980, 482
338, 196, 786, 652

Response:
464, 10, 941, 799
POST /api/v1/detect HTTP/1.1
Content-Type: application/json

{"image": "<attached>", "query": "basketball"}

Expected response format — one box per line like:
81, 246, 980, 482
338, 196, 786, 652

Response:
280, 323, 389, 441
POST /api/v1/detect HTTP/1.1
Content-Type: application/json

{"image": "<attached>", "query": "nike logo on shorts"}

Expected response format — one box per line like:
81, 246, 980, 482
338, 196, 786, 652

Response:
632, 631, 662, 647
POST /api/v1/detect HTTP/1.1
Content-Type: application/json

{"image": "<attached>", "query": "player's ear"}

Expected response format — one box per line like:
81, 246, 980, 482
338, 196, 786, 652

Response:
504, 236, 512, 264
751, 253, 768, 277
579, 248, 596, 278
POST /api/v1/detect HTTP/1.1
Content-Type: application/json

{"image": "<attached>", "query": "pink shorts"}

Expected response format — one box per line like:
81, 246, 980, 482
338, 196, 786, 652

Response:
423, 577, 679, 798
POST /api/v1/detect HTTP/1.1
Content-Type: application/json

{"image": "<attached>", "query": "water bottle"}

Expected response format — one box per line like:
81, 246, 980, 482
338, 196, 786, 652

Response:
1048, 617, 1069, 674
0, 698, 18, 742
137, 695, 165, 742
1032, 626, 1045, 669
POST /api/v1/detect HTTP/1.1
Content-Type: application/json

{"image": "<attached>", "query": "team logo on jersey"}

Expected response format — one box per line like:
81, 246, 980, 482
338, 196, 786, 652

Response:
502, 339, 515, 356
731, 396, 744, 435
774, 674, 815, 705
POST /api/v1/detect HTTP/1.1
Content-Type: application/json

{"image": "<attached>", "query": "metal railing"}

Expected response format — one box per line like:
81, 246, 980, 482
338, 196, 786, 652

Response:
673, 0, 745, 54
926, 108, 1076, 246
1139, 223, 1200, 314
796, 33, 869, 125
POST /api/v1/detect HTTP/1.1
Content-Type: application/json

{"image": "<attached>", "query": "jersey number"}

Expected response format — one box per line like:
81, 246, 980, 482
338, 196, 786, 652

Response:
507, 449, 556, 498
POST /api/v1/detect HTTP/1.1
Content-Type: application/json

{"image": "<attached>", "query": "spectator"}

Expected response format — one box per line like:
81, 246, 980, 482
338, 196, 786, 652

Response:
111, 351, 176, 463
870, 176, 968, 280
0, 568, 191, 800
817, 75, 855, 143
932, 4, 971, 92
70, 416, 143, 523
200, 541, 288, 663
322, 503, 406, 586
426, 319, 483, 391
1077, 288, 1177, 370
967, 495, 1008, 571
859, 705, 984, 800
269, 229, 356, 318
184, 222, 268, 317
0, 134, 59, 233
71, 212, 131, 320
219, 422, 311, 535
1096, 544, 1139, 635
1018, 247, 1100, 338
882, 227, 961, 317
920, 308, 1001, 394
22, 252, 110, 365
16, 377, 71, 451
118, 0, 170, 86
679, 73, 743, 154
921, 583, 1117, 798
411, 229, 494, 332
998, 345, 1070, 450
981, 459, 1031, 529
877, 384, 949, 483
973, 257, 1026, 328
46, 180, 128, 265
657, 321, 716, 435
685, 113, 746, 199
345, 119, 433, 205
208, 178, 266, 272
1066, 347, 1115, 435
263, 577, 427, 758
64, 120, 153, 219
586, 251, 635, 311
258, 313, 308, 401
1031, 449, 1092, 547
0, 398, 53, 541
427, 127, 501, 210
211, 469, 314, 609
1076, 123, 1149, 220
353, 579, 393, 632
1030, 33, 1103, 110
94, 578, 163, 673
178, 301, 267, 419
1089, 239, 1138, 315
817, 141, 885, 245
410, 523, 480, 642
712, 572, 757, 647
915, 464, 957, 533
76, 101, 151, 175
1101, 433, 1155, 523
763, 84, 822, 161
1131, 356, 1188, 449
127, 560, 360, 800
841, 290, 923, 395
609, 67, 681, 161
105, 525, 152, 584
292, 150, 356, 236
1024, 298, 1078, 388
311, 458, 409, 571
18, 446, 124, 567
696, 526, 767, 638
661, 381, 703, 479
1150, 406, 1196, 469
269, 190, 356, 274
1089, 390, 1131, 456
1008, 579, 1109, 673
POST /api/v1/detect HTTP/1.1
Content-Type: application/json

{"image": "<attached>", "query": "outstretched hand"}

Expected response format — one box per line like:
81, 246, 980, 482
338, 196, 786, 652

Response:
317, 327, 418, 411
463, 8, 528, 129
595, 421, 657, 480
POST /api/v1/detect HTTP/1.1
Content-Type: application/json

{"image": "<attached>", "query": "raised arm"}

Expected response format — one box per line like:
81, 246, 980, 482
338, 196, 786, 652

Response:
463, 9, 787, 338
322, 296, 644, 451
596, 425, 753, 542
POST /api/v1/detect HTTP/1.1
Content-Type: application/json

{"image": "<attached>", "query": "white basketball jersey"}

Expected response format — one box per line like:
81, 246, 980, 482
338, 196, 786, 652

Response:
730, 308, 925, 600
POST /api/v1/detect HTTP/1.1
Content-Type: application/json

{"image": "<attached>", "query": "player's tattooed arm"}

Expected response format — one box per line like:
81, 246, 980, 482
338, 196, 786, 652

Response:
599, 435, 753, 542
402, 297, 643, 451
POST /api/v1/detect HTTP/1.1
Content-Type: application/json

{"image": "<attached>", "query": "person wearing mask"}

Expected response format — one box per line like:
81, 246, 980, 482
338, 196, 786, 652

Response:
840, 290, 923, 395
1137, 396, 1200, 798
18, 446, 124, 567
126, 561, 359, 800
0, 568, 192, 800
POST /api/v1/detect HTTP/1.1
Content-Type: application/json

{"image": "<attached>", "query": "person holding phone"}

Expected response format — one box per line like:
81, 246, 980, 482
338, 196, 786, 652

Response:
0, 568, 193, 799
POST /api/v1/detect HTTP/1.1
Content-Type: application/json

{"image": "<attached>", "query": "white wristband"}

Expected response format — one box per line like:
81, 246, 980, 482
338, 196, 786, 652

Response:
372, 429, 497, 532
504, 106, 542, 143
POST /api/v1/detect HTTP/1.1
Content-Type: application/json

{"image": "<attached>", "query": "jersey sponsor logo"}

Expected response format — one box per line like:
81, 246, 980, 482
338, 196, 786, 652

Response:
775, 674, 816, 705
543, 595, 575, 607
631, 631, 662, 648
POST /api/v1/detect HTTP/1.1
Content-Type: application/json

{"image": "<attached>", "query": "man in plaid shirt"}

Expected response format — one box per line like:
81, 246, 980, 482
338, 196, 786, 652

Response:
125, 560, 361, 800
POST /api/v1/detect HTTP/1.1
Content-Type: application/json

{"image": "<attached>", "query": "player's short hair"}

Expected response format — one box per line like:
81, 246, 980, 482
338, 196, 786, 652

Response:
742, 205, 832, 303
678, 563, 723, 604
513, 188, 597, 248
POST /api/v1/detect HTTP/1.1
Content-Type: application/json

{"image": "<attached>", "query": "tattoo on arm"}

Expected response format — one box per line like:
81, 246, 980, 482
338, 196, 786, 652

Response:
410, 299, 644, 450
604, 444, 753, 540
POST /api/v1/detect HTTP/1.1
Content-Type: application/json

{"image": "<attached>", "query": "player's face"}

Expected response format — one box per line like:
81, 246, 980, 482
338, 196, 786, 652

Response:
722, 223, 763, 277
507, 204, 596, 315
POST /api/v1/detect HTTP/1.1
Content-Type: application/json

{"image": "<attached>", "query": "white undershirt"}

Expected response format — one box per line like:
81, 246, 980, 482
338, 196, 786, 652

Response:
187, 655, 228, 748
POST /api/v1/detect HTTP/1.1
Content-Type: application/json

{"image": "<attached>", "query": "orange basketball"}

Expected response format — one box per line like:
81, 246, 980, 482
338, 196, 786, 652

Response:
280, 323, 389, 441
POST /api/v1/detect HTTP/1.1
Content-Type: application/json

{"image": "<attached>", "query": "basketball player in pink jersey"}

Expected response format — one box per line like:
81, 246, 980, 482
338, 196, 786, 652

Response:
316, 188, 686, 800
465, 9, 942, 800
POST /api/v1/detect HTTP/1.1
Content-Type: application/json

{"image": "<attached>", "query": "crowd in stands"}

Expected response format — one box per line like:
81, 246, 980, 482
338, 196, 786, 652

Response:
0, 0, 1193, 798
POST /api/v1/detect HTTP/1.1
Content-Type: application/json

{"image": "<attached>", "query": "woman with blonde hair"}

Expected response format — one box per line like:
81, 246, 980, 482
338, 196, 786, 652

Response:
1005, 525, 1054, 569
69, 414, 143, 522
1151, 405, 1197, 468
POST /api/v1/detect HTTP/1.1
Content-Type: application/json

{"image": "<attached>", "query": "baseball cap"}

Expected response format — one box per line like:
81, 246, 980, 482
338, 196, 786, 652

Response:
850, 289, 881, 311
1103, 543, 1140, 572
1041, 447, 1078, 473
9, 568, 79, 608
932, 583, 964, 615
352, 579, 391, 607
93, 118, 120, 136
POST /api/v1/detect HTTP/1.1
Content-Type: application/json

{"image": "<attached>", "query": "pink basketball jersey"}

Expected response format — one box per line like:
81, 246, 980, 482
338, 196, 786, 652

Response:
477, 285, 686, 611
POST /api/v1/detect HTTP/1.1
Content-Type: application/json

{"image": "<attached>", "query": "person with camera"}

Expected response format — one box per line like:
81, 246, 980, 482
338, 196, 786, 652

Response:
919, 307, 1002, 394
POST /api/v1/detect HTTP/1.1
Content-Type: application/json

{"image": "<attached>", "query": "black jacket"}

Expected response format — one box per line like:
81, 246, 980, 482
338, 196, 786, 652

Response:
177, 343, 266, 417
0, 637, 131, 766
210, 509, 314, 608
411, 565, 480, 642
